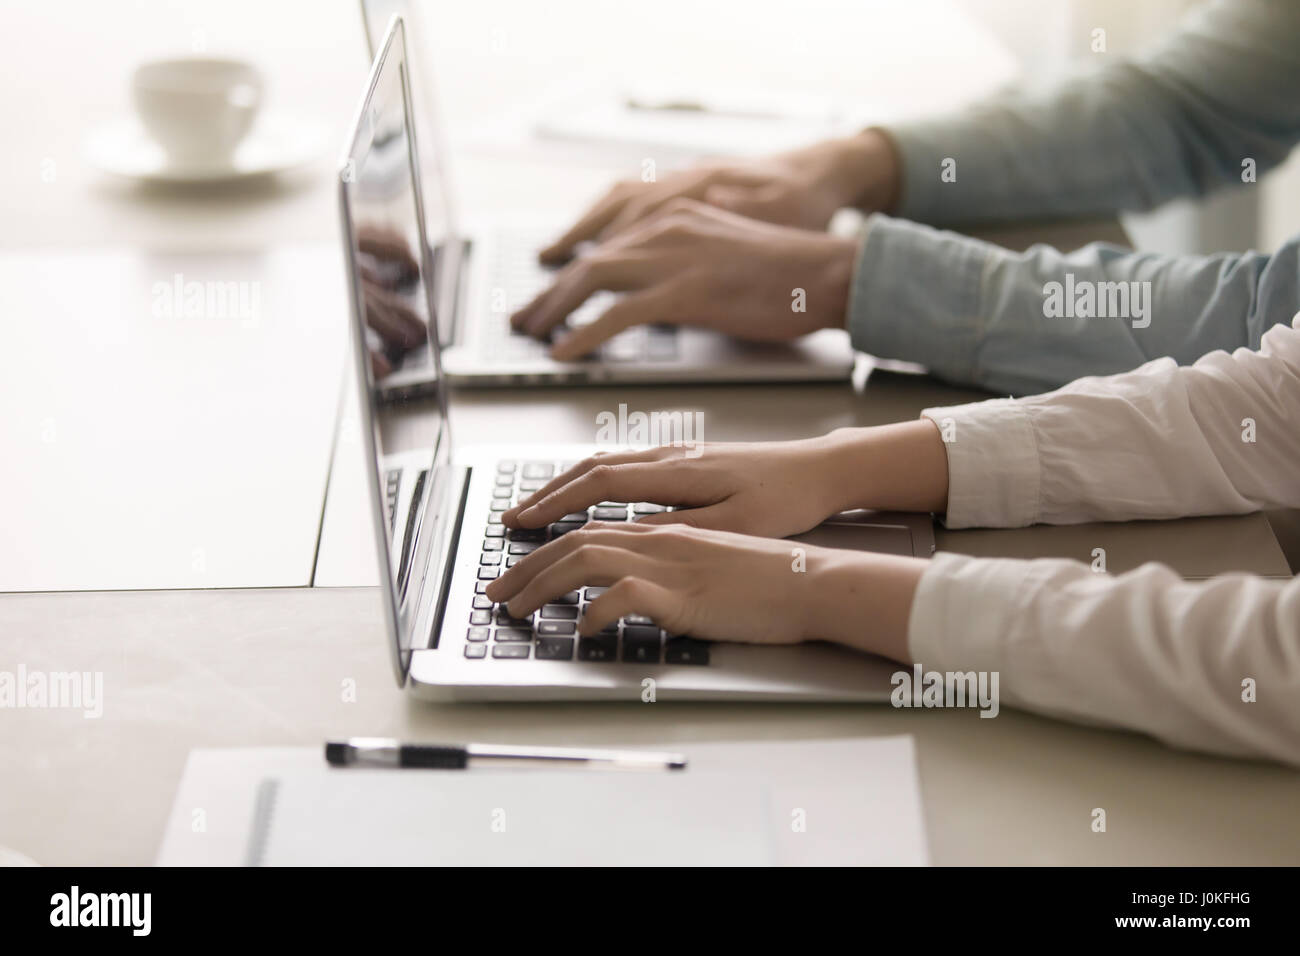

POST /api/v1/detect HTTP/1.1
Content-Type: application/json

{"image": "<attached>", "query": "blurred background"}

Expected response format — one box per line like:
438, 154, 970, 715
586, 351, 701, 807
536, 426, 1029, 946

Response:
0, 0, 1285, 254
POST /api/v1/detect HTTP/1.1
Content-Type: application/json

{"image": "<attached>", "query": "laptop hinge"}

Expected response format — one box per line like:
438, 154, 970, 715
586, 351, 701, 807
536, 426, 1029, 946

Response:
414, 463, 471, 650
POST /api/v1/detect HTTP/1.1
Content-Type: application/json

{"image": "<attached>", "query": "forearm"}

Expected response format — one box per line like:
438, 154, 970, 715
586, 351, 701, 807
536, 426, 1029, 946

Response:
882, 0, 1300, 225
848, 216, 1300, 395
910, 553, 1300, 765
805, 549, 926, 664
820, 420, 949, 516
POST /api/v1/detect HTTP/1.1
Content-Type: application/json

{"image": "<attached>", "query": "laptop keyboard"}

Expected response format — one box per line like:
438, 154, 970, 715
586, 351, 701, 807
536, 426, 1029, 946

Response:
484, 232, 680, 363
467, 459, 710, 665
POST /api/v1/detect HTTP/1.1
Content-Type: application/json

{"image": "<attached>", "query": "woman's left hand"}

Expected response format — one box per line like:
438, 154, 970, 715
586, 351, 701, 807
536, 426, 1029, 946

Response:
484, 521, 925, 660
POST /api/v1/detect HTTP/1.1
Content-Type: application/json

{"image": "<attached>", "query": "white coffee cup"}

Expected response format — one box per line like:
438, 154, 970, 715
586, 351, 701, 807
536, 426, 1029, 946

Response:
132, 57, 264, 168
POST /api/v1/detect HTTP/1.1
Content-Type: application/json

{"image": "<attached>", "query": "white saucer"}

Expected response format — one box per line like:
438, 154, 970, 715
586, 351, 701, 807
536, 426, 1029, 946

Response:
86, 112, 327, 184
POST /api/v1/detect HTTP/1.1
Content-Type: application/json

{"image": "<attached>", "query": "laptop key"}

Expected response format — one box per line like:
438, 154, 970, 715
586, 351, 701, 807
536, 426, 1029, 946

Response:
465, 644, 488, 659
469, 610, 492, 625
494, 628, 533, 643
624, 614, 654, 626
466, 627, 490, 642
537, 620, 576, 636
592, 507, 628, 521
492, 644, 531, 659
485, 526, 506, 538
550, 521, 584, 537
535, 637, 575, 660
482, 538, 504, 552
554, 590, 580, 604
475, 581, 490, 594
490, 498, 511, 511
480, 552, 502, 566
577, 635, 618, 661
632, 503, 666, 514
560, 511, 589, 522
478, 567, 500, 580
507, 528, 546, 542
664, 637, 710, 665
507, 542, 539, 555
497, 461, 517, 474
496, 610, 533, 628
518, 478, 547, 492
521, 462, 554, 479
585, 587, 609, 600
541, 604, 579, 620
473, 595, 493, 610
622, 628, 662, 663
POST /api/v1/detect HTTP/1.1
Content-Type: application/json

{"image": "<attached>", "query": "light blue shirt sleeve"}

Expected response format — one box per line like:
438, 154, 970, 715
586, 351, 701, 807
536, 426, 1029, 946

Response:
848, 0, 1300, 394
849, 216, 1300, 396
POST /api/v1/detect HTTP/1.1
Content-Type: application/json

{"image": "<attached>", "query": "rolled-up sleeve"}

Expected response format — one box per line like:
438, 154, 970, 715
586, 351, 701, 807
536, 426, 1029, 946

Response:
905, 318, 1300, 764
909, 552, 1300, 765
920, 318, 1300, 528
847, 215, 1300, 396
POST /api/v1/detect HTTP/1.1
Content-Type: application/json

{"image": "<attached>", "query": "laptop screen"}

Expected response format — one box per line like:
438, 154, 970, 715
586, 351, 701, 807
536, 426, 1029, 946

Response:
359, 0, 460, 345
339, 16, 454, 683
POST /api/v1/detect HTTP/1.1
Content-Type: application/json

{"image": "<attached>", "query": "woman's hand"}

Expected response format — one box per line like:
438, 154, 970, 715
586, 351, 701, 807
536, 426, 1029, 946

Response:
538, 129, 901, 263
503, 437, 853, 540
503, 421, 951, 538
513, 200, 858, 360
484, 522, 924, 660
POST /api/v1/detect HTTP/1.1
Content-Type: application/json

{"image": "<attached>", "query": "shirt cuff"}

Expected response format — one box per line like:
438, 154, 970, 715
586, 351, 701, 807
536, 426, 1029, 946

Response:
920, 399, 1041, 528
906, 551, 1055, 688
879, 121, 955, 224
846, 214, 990, 384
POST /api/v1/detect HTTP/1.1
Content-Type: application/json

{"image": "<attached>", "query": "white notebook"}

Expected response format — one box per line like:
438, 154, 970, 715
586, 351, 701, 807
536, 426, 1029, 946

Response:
158, 737, 929, 866
247, 770, 774, 866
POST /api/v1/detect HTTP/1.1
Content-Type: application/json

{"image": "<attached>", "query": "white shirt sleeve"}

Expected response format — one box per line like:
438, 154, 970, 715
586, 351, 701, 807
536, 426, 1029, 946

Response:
910, 317, 1300, 764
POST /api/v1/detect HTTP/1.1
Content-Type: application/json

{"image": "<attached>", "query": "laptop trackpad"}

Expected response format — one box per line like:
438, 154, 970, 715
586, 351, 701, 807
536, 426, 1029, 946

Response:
790, 521, 917, 557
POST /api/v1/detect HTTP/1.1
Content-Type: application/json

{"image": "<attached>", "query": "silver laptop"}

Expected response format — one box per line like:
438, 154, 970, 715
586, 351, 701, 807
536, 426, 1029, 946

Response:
340, 17, 932, 701
358, 1, 855, 395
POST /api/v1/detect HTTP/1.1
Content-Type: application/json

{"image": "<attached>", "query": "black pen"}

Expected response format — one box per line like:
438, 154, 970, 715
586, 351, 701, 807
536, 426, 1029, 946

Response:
325, 738, 687, 771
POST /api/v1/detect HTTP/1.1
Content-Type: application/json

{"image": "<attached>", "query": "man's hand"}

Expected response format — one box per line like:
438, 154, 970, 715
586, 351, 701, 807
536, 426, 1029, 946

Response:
355, 224, 427, 378
361, 274, 426, 378
512, 200, 859, 360
539, 130, 900, 263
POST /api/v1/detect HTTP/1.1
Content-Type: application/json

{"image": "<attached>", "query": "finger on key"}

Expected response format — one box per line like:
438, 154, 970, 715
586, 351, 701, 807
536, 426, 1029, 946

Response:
516, 253, 652, 338
503, 449, 664, 525
486, 525, 643, 603
548, 287, 677, 361
538, 183, 637, 265
579, 577, 678, 637
510, 463, 673, 528
505, 546, 658, 618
